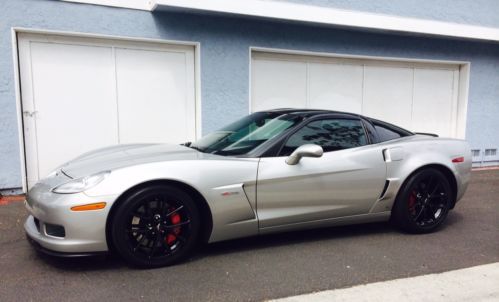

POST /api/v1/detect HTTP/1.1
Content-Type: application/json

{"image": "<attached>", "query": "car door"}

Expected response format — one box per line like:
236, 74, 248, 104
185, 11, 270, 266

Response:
256, 117, 387, 228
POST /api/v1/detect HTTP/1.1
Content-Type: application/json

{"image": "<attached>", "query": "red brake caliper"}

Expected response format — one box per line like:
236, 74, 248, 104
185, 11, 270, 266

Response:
408, 191, 417, 214
166, 210, 182, 245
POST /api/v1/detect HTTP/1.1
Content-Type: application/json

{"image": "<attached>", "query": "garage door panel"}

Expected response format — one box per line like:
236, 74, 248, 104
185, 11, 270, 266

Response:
115, 48, 195, 144
251, 52, 462, 139
412, 68, 456, 137
362, 66, 414, 130
308, 63, 363, 113
29, 42, 118, 179
18, 34, 197, 188
252, 59, 307, 112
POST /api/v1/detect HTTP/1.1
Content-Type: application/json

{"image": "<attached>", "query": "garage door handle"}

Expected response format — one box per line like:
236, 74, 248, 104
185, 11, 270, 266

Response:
23, 110, 38, 117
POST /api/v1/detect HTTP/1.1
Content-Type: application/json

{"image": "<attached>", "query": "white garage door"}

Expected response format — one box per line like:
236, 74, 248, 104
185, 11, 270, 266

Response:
251, 52, 466, 139
18, 33, 197, 188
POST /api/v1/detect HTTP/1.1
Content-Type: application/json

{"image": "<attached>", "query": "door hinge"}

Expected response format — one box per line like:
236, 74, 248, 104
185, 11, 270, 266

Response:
23, 110, 38, 117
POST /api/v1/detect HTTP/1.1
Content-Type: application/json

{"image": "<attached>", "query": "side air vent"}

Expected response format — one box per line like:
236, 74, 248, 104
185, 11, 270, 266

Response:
378, 180, 390, 200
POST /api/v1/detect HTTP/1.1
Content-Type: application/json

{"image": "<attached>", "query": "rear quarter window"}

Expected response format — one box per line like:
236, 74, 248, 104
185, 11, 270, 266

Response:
375, 125, 402, 142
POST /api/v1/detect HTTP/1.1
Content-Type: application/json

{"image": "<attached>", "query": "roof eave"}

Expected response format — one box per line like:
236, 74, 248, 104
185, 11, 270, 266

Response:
153, 0, 499, 43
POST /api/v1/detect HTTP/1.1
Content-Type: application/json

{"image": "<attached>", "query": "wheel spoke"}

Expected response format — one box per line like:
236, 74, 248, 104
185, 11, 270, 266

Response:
429, 192, 444, 200
131, 212, 150, 220
133, 235, 147, 252
164, 220, 191, 229
176, 235, 187, 243
413, 205, 426, 222
127, 227, 148, 234
161, 194, 171, 209
159, 199, 167, 215
422, 204, 433, 222
160, 237, 173, 253
148, 233, 160, 259
429, 182, 441, 197
144, 201, 153, 217
420, 176, 430, 195
166, 205, 184, 217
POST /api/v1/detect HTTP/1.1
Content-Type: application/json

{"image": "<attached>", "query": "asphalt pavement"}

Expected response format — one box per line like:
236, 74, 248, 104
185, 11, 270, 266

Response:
0, 170, 498, 302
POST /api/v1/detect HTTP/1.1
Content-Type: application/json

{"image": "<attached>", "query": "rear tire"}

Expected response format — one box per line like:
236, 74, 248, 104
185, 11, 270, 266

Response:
111, 185, 200, 268
392, 168, 453, 233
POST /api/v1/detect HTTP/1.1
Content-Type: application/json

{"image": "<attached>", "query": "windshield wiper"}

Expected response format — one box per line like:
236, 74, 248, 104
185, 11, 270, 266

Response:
187, 145, 204, 153
180, 141, 204, 152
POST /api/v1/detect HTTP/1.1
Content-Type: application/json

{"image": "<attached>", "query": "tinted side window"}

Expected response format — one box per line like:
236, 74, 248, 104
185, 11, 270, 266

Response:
279, 119, 367, 156
374, 125, 402, 142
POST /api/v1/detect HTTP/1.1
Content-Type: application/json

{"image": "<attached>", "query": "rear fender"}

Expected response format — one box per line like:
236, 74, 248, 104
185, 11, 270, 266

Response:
370, 138, 471, 213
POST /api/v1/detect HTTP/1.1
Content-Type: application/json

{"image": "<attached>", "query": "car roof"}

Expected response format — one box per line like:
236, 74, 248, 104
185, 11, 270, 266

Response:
259, 108, 414, 135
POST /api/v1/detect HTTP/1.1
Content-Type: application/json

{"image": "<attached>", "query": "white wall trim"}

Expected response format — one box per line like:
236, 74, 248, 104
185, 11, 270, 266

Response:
12, 27, 202, 192
11, 28, 28, 193
195, 42, 202, 139
250, 47, 469, 66
60, 0, 499, 42
457, 63, 471, 139
154, 0, 499, 42
62, 0, 155, 11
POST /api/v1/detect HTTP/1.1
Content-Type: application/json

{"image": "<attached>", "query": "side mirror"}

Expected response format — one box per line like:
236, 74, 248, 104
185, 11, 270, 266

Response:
285, 144, 323, 165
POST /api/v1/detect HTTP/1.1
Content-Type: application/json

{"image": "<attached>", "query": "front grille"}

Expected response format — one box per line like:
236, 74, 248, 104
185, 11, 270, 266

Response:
45, 223, 66, 238
33, 217, 41, 232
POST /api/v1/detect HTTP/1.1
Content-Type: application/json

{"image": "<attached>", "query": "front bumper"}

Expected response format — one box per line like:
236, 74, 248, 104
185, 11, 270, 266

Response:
24, 176, 117, 254
25, 231, 106, 257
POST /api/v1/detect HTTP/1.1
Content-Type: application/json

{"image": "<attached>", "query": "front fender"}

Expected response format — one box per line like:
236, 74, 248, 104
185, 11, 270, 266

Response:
84, 158, 260, 243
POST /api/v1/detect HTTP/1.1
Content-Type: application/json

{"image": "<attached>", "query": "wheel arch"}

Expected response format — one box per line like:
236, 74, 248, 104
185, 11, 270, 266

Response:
105, 179, 213, 253
394, 163, 458, 211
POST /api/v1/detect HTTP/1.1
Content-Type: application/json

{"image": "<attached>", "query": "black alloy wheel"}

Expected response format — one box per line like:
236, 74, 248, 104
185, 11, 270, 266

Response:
111, 185, 200, 268
392, 168, 454, 233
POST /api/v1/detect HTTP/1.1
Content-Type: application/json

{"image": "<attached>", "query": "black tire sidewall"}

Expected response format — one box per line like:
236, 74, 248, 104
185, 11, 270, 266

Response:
111, 185, 200, 268
392, 168, 452, 233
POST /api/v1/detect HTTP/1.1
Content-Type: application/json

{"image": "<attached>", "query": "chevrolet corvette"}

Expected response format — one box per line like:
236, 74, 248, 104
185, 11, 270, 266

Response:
25, 109, 471, 267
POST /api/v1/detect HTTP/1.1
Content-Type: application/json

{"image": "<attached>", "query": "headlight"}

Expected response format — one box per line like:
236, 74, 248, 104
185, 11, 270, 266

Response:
52, 171, 110, 194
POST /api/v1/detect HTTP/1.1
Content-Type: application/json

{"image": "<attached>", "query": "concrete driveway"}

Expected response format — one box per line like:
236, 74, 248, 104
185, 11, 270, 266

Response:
0, 170, 498, 302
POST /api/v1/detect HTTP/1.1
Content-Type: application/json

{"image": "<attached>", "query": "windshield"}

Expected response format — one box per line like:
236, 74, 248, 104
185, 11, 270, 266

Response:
190, 112, 303, 155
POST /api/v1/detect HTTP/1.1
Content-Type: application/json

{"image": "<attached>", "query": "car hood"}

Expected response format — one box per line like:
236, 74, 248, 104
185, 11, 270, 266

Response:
60, 143, 210, 178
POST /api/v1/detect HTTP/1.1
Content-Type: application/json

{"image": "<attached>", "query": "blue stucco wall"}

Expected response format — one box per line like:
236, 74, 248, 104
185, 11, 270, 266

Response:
1, 0, 498, 190
279, 0, 499, 28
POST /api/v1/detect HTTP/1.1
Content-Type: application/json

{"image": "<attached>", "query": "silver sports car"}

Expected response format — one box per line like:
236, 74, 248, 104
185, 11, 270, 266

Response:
25, 109, 472, 267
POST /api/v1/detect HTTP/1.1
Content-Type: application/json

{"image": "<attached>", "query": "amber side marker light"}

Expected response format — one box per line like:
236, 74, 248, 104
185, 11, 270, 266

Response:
71, 202, 107, 211
452, 157, 465, 163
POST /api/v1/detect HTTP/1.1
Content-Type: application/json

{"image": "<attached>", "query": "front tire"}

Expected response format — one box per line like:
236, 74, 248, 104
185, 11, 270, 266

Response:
392, 168, 454, 233
111, 185, 200, 268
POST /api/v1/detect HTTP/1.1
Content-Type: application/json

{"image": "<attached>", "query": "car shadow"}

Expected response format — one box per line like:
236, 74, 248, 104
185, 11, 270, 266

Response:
34, 251, 123, 271
35, 211, 463, 271
196, 221, 394, 259
36, 221, 394, 271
